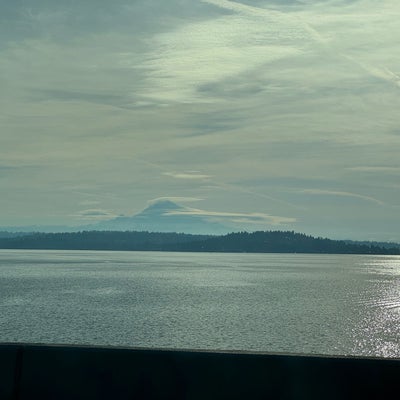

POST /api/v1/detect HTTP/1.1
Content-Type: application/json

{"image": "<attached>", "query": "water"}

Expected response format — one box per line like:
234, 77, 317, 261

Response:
0, 250, 399, 358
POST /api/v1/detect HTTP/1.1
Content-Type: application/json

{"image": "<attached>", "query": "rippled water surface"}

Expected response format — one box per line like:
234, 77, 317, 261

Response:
0, 250, 399, 357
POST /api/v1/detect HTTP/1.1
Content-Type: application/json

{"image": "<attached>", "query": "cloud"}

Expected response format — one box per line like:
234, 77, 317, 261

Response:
148, 197, 203, 204
203, 0, 285, 16
167, 207, 296, 225
341, 56, 400, 90
30, 89, 131, 108
72, 209, 118, 221
79, 200, 101, 206
163, 172, 212, 180
347, 166, 400, 173
300, 189, 385, 206
141, 1, 304, 104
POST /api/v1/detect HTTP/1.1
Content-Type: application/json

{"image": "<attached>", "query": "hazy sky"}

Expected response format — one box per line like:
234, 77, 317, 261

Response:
1, 0, 400, 241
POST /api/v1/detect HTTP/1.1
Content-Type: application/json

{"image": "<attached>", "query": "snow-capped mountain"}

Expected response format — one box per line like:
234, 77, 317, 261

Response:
89, 200, 230, 234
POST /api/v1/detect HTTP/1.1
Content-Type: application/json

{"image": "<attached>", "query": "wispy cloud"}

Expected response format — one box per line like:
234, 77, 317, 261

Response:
167, 207, 296, 226
163, 171, 212, 180
72, 209, 118, 221
342, 56, 400, 90
300, 189, 385, 206
347, 166, 400, 173
141, 0, 304, 104
148, 197, 203, 205
30, 89, 131, 109
79, 200, 101, 207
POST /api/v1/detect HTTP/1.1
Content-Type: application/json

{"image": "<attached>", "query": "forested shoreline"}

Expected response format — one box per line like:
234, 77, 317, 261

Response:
0, 230, 399, 255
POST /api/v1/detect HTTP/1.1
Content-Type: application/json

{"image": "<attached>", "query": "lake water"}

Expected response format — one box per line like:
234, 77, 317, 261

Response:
0, 250, 399, 358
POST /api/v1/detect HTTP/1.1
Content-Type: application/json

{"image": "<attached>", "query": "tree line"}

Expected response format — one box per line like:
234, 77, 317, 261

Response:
0, 230, 399, 255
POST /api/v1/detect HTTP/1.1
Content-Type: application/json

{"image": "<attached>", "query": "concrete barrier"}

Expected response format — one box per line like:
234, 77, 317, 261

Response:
0, 344, 19, 400
1, 343, 399, 399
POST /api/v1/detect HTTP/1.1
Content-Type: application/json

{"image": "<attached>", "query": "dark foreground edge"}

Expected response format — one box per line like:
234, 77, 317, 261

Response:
1, 343, 399, 400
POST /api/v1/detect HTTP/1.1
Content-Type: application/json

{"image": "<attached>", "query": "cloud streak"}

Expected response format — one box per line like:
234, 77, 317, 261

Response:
167, 207, 296, 226
72, 209, 119, 221
163, 172, 212, 180
148, 197, 203, 205
300, 189, 385, 206
347, 166, 400, 173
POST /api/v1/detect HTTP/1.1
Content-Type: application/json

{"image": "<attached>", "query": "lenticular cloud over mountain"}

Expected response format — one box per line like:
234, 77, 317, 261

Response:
88, 199, 231, 235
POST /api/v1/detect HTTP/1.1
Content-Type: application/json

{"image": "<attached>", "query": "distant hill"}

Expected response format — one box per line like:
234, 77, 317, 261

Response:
343, 240, 400, 250
0, 230, 399, 255
0, 231, 30, 239
0, 225, 77, 233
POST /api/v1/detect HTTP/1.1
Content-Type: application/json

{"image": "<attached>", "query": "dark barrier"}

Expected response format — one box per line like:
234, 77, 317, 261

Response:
0, 343, 399, 399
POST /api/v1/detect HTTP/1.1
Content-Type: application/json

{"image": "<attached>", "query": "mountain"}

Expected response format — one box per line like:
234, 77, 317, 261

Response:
85, 200, 230, 235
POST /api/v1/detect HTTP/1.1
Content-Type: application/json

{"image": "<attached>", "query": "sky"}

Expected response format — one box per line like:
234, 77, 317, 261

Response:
1, 0, 400, 241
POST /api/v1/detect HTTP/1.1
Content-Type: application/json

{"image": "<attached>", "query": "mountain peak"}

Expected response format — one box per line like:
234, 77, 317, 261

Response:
140, 199, 185, 216
83, 199, 230, 235
147, 199, 181, 209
